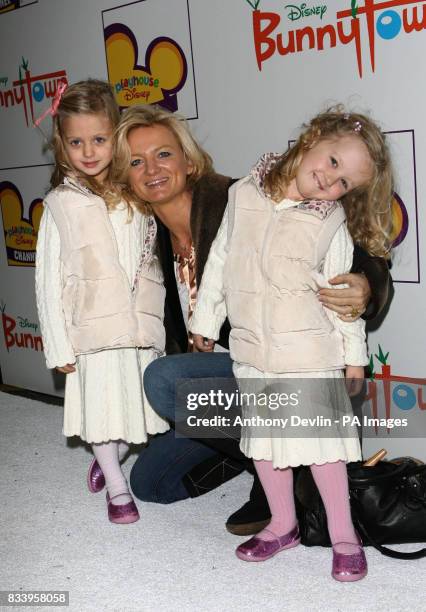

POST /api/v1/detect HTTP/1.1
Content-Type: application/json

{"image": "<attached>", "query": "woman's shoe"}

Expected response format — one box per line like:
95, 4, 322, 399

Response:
332, 542, 368, 582
87, 458, 105, 493
226, 471, 271, 535
235, 524, 300, 562
106, 493, 140, 524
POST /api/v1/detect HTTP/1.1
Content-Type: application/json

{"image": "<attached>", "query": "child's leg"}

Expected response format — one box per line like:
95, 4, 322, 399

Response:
87, 441, 129, 494
253, 459, 296, 541
118, 442, 129, 462
92, 441, 132, 505
310, 461, 358, 545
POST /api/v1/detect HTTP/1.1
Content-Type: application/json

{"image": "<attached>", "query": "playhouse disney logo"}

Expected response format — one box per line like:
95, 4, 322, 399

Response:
104, 23, 187, 111
0, 181, 43, 266
249, 0, 426, 77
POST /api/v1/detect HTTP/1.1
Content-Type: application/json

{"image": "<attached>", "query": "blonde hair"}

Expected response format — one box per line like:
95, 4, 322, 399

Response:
264, 106, 394, 258
50, 79, 124, 209
113, 104, 214, 207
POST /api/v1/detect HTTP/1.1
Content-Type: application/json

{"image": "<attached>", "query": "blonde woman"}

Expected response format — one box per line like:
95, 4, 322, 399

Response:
115, 105, 390, 536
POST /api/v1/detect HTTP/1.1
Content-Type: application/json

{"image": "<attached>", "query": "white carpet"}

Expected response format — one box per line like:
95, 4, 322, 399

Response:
1, 391, 425, 612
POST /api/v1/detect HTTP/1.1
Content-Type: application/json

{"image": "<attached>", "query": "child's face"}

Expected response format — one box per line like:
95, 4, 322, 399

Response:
62, 113, 114, 184
287, 135, 373, 202
127, 123, 193, 206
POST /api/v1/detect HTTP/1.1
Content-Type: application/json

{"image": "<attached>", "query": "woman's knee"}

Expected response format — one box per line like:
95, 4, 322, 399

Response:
144, 356, 171, 397
130, 431, 196, 504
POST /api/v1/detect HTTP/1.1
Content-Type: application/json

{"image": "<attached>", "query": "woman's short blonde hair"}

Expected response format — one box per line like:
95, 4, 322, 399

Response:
113, 105, 214, 197
264, 105, 394, 258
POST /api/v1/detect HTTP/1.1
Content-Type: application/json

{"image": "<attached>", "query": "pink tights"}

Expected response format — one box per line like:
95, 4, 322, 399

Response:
254, 459, 357, 545
91, 441, 131, 505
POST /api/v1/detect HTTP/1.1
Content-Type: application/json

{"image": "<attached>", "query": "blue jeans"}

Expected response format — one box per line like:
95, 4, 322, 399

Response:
130, 352, 246, 503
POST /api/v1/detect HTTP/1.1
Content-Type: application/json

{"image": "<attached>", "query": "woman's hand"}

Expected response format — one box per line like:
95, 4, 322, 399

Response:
55, 363, 76, 374
192, 334, 215, 352
318, 272, 371, 321
345, 365, 364, 396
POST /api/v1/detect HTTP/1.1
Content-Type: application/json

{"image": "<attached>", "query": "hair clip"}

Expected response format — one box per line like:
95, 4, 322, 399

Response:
353, 121, 362, 132
34, 80, 67, 127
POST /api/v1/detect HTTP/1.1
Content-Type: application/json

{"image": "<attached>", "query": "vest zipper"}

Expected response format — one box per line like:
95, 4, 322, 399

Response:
105, 202, 138, 346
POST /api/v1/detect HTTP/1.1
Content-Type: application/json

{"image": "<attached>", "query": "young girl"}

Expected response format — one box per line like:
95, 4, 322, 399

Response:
189, 107, 393, 580
35, 79, 169, 524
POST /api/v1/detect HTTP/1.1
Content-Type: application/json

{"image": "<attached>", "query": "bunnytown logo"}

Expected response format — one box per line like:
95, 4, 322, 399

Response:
104, 23, 187, 111
0, 302, 43, 353
247, 0, 426, 77
0, 58, 68, 127
365, 345, 426, 434
0, 181, 43, 266
0, 0, 38, 15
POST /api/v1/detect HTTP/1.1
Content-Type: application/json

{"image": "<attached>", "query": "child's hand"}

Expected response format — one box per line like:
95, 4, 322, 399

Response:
56, 363, 76, 374
345, 365, 364, 396
192, 334, 215, 352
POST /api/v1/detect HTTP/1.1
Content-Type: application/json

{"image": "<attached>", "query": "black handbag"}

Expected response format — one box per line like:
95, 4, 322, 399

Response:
294, 458, 426, 560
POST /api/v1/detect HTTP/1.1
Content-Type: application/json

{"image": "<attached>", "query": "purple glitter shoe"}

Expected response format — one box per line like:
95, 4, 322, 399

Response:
332, 542, 368, 582
235, 525, 300, 562
87, 458, 105, 493
106, 493, 140, 524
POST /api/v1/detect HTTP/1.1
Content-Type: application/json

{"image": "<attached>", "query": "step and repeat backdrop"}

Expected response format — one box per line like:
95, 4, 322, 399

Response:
0, 0, 424, 457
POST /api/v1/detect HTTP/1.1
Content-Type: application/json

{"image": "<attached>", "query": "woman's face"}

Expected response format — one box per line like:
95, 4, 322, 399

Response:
127, 124, 193, 206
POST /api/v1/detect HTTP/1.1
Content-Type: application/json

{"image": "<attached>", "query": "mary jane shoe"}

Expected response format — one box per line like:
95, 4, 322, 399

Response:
87, 458, 105, 493
236, 524, 300, 562
106, 492, 140, 524
332, 542, 368, 582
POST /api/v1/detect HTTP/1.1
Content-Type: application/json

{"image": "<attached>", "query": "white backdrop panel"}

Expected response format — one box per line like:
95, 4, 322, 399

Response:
0, 0, 424, 455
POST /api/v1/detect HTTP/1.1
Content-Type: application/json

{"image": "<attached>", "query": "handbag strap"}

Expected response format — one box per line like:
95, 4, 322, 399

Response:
353, 505, 426, 560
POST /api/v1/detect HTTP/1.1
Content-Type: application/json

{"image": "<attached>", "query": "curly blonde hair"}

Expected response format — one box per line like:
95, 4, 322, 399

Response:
264, 106, 394, 258
50, 79, 126, 210
112, 104, 214, 209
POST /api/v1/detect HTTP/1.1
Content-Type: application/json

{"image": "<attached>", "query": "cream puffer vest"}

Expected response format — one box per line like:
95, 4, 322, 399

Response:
44, 179, 165, 355
224, 176, 346, 373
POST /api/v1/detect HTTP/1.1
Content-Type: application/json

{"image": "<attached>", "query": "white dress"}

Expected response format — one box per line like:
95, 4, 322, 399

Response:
190, 201, 367, 468
35, 202, 169, 444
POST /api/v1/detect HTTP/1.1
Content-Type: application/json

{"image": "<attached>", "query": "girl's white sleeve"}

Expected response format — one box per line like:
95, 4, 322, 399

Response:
188, 206, 229, 340
35, 205, 76, 369
322, 222, 369, 366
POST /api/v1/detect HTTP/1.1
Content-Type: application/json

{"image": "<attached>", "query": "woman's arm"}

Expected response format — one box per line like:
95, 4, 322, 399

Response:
35, 205, 76, 370
318, 244, 391, 321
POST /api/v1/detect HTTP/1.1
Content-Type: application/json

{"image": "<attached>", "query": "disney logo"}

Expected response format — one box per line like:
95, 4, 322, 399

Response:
123, 88, 151, 102
285, 3, 327, 21
17, 316, 38, 333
